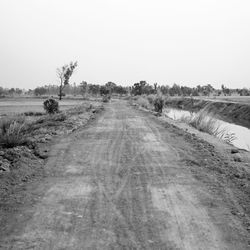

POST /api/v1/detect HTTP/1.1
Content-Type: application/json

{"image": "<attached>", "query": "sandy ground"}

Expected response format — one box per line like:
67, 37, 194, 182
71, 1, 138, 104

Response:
0, 100, 249, 249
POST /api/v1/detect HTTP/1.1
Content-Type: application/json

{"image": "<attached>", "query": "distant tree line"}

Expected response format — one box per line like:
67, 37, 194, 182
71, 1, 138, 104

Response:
30, 81, 129, 98
0, 87, 26, 96
1, 82, 250, 98
130, 81, 250, 97
1, 62, 250, 98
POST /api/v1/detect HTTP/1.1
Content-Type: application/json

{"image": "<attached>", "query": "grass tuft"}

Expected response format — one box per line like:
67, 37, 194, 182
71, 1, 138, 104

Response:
0, 116, 29, 148
178, 109, 236, 145
137, 96, 150, 109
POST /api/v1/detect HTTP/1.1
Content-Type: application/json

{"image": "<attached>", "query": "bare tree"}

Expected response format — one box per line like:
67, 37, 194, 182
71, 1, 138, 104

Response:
57, 61, 77, 100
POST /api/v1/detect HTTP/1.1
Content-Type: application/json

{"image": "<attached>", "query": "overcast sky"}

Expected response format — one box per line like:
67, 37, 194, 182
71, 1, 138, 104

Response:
0, 0, 250, 89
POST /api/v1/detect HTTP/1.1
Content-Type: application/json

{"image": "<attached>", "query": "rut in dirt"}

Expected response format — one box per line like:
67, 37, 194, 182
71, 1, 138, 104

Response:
0, 100, 249, 250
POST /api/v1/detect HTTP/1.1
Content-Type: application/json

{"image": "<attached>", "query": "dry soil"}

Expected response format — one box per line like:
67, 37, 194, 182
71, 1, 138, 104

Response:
0, 100, 249, 249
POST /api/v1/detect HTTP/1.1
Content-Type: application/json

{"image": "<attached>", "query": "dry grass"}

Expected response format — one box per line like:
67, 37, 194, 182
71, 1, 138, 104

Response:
136, 96, 151, 109
0, 116, 30, 148
178, 109, 236, 145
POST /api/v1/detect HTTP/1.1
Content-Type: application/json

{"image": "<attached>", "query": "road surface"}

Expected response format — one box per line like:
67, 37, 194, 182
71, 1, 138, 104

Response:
0, 100, 249, 249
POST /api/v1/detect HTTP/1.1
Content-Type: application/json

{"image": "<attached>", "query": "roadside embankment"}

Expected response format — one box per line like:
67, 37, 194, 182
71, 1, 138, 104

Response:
131, 100, 250, 233
165, 97, 250, 129
0, 102, 104, 199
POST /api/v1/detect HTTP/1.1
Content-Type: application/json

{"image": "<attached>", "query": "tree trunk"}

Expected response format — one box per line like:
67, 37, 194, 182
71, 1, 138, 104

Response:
59, 86, 62, 100
59, 82, 63, 100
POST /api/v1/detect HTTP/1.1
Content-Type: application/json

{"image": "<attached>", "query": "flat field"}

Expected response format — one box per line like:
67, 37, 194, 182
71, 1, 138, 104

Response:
0, 97, 84, 116
195, 95, 250, 105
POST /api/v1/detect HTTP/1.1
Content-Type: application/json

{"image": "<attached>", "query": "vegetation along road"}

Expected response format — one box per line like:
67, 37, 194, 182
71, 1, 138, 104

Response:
1, 100, 249, 249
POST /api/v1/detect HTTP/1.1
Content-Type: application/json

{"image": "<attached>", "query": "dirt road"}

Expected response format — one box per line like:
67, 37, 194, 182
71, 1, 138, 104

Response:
0, 100, 249, 249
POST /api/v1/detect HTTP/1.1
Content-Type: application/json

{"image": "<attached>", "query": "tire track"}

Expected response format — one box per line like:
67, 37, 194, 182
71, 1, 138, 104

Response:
2, 100, 249, 249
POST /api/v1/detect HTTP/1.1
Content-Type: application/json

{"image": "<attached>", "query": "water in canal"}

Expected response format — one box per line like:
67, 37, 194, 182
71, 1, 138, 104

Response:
164, 108, 250, 151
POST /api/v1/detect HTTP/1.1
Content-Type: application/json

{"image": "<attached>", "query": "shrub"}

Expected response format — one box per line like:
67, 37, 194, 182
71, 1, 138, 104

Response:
43, 98, 59, 114
137, 96, 150, 109
153, 96, 164, 113
0, 116, 29, 148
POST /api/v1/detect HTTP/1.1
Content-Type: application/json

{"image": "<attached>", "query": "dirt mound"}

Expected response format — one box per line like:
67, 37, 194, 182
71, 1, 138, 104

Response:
165, 98, 250, 128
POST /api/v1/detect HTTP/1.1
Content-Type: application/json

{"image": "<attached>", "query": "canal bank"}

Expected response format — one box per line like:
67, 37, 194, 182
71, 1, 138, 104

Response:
164, 98, 250, 129
163, 108, 250, 151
